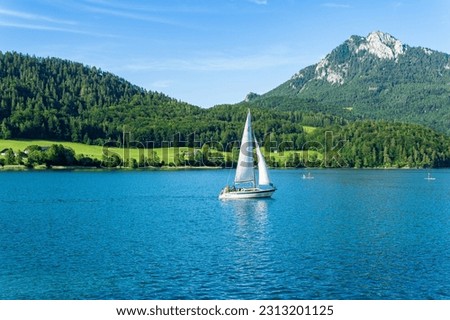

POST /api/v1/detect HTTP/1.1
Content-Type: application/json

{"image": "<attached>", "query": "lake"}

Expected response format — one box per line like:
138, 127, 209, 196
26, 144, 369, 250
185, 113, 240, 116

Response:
1, 169, 449, 299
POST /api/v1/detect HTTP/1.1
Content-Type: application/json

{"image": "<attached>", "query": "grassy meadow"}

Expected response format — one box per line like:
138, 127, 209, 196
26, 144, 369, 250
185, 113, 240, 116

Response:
0, 139, 322, 168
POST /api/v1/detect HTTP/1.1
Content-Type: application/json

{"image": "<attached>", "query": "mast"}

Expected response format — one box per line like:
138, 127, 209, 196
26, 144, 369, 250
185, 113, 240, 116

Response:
234, 110, 256, 186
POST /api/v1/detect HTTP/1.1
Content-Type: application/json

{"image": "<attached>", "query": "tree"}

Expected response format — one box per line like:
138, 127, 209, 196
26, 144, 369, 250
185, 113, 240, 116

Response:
4, 148, 16, 165
147, 151, 160, 167
102, 153, 121, 168
44, 144, 76, 166
1, 120, 11, 139
26, 150, 44, 167
201, 143, 210, 166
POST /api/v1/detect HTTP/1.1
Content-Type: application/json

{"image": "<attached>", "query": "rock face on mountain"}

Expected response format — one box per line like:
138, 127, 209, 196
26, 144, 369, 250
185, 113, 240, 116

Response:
355, 31, 404, 60
303, 31, 404, 86
252, 31, 450, 134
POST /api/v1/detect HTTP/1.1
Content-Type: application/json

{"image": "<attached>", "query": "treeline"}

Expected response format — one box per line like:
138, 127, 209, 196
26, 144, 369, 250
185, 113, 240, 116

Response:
2, 120, 450, 169
306, 121, 450, 168
0, 144, 101, 168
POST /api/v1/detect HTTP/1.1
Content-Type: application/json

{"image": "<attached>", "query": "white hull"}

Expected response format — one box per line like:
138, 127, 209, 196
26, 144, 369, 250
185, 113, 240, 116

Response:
219, 187, 275, 200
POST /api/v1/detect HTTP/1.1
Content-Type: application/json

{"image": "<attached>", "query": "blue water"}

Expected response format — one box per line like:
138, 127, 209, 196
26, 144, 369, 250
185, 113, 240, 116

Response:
1, 169, 449, 300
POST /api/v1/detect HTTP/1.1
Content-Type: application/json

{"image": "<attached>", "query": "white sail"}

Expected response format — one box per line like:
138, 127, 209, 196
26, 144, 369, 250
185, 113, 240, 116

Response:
234, 111, 255, 184
254, 137, 271, 186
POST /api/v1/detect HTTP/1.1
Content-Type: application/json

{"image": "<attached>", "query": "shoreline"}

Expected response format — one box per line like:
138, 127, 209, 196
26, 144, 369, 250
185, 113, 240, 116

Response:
0, 165, 445, 172
0, 165, 224, 172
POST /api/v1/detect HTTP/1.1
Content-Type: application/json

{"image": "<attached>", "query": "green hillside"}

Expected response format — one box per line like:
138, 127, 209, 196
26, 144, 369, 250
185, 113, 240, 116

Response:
0, 51, 341, 146
0, 51, 204, 143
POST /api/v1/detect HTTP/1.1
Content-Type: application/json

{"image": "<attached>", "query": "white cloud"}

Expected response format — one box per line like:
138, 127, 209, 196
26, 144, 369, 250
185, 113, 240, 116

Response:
151, 80, 173, 88
122, 50, 304, 73
248, 0, 268, 5
80, 4, 182, 26
0, 7, 75, 25
0, 20, 116, 38
76, 1, 207, 28
390, 2, 403, 9
0, 6, 116, 37
321, 3, 351, 9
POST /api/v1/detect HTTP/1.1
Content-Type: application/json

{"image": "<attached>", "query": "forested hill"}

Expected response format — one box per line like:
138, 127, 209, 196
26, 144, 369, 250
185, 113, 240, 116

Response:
0, 51, 344, 146
246, 31, 450, 135
0, 51, 202, 143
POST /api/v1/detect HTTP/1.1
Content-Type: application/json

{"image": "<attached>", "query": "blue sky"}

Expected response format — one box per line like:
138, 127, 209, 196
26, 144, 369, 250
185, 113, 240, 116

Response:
1, 0, 450, 108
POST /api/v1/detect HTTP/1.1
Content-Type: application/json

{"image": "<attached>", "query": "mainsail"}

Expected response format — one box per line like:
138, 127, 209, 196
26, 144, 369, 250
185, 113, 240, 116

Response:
234, 111, 255, 185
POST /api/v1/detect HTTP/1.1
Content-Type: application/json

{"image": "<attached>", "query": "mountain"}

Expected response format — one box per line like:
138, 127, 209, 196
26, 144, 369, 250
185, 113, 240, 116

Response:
247, 31, 450, 134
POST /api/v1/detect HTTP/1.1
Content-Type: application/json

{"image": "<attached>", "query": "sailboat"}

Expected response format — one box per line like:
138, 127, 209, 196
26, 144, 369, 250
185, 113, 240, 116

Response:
424, 172, 436, 181
302, 172, 314, 180
219, 110, 276, 200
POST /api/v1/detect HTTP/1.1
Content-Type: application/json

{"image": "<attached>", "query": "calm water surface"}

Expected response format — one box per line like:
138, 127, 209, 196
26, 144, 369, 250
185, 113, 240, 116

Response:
1, 169, 449, 299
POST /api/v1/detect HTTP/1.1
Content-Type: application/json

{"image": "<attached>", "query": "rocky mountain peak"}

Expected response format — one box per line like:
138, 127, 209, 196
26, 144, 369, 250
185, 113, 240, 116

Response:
355, 31, 405, 60
293, 31, 407, 87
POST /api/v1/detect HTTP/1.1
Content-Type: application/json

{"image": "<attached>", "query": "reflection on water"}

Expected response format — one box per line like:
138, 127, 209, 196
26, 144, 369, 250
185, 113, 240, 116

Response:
222, 199, 268, 227
221, 199, 270, 255
219, 199, 274, 298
